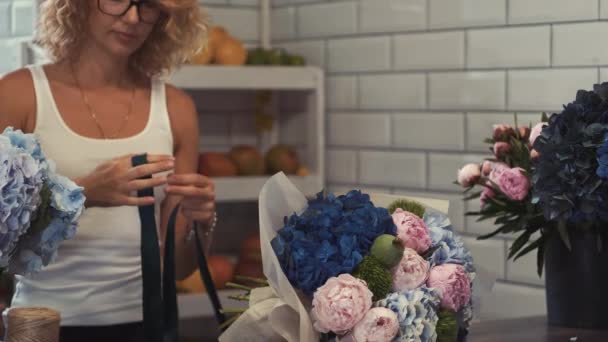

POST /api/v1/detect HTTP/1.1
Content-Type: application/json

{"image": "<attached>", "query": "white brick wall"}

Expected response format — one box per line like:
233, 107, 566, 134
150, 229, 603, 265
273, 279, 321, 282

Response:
273, 0, 608, 320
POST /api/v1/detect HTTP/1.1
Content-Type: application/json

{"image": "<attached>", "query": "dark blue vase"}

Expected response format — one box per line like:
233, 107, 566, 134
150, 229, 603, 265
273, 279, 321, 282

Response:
544, 229, 608, 329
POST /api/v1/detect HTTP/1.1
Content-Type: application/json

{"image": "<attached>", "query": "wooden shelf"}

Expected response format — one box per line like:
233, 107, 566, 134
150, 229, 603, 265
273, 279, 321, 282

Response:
178, 290, 248, 320
214, 174, 322, 202
168, 65, 323, 90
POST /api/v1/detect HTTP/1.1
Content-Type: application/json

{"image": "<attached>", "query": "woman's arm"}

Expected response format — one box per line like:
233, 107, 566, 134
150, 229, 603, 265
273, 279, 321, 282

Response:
161, 84, 215, 280
0, 69, 36, 133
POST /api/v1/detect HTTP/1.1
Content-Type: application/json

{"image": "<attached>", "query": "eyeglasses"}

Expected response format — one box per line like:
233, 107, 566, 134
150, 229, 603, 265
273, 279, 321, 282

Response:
98, 0, 162, 25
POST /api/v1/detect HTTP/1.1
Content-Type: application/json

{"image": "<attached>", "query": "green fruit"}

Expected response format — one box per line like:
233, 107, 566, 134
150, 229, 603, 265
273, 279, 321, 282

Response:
387, 198, 426, 217
370, 234, 404, 269
247, 48, 267, 65
287, 55, 306, 66
266, 48, 287, 65
353, 256, 392, 302
436, 309, 459, 342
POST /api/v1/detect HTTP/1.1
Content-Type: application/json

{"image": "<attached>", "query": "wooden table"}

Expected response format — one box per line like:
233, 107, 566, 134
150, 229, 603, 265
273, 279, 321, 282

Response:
468, 316, 608, 342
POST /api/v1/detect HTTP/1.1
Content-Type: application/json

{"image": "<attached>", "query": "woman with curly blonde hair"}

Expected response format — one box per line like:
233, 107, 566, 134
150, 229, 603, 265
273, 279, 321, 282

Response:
0, 1, 213, 341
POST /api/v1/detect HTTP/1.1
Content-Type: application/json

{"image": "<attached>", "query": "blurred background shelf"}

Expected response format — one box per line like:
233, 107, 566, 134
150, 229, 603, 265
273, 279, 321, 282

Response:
178, 290, 248, 319
214, 174, 322, 202
169, 65, 323, 90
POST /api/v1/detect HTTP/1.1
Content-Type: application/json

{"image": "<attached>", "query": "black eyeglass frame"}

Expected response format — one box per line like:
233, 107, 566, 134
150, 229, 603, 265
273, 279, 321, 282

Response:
97, 0, 162, 25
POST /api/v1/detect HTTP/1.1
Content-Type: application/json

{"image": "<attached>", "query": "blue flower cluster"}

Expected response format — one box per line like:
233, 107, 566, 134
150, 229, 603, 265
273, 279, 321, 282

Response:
533, 83, 608, 223
597, 132, 608, 178
271, 190, 396, 295
375, 287, 441, 342
424, 211, 475, 275
0, 128, 85, 275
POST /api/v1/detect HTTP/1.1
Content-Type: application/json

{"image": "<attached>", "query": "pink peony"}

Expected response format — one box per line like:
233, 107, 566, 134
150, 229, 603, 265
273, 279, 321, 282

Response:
457, 163, 481, 187
481, 161, 493, 176
492, 124, 514, 141
496, 168, 530, 201
392, 209, 432, 254
350, 307, 399, 342
312, 274, 373, 334
480, 186, 496, 209
487, 162, 510, 184
493, 141, 511, 158
392, 248, 430, 291
529, 122, 547, 147
427, 264, 471, 312
518, 126, 531, 140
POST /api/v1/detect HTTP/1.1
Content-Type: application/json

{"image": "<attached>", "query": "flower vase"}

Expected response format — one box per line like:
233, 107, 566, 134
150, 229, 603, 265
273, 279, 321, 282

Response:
544, 229, 608, 329
5, 307, 60, 342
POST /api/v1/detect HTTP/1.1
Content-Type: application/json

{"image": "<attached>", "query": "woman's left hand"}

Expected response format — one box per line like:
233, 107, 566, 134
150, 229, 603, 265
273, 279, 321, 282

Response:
165, 173, 216, 226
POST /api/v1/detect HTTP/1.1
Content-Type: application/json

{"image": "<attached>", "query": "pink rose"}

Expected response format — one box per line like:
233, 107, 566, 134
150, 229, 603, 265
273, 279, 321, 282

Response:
496, 168, 530, 201
457, 163, 481, 187
312, 274, 373, 334
392, 209, 432, 254
349, 307, 399, 342
427, 264, 471, 312
529, 122, 547, 147
392, 248, 430, 291
492, 124, 514, 141
493, 141, 511, 158
480, 186, 495, 209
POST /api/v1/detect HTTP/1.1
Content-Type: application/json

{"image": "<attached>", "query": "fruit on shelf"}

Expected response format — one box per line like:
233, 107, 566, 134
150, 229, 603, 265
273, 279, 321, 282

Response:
215, 37, 247, 65
189, 26, 248, 66
228, 145, 266, 176
265, 144, 300, 175
235, 233, 264, 280
198, 152, 238, 177
176, 255, 235, 293
246, 47, 307, 66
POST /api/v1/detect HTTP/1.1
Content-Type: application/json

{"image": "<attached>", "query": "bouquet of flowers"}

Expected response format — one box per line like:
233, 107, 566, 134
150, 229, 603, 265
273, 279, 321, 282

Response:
456, 82, 608, 276
0, 127, 85, 275
220, 173, 475, 342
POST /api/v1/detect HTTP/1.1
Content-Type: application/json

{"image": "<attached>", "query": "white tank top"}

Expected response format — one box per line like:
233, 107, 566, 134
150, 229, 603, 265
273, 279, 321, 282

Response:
10, 65, 174, 326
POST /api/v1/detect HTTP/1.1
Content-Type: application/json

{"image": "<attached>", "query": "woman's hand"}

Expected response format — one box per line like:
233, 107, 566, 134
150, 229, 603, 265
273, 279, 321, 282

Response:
165, 173, 216, 227
76, 154, 175, 208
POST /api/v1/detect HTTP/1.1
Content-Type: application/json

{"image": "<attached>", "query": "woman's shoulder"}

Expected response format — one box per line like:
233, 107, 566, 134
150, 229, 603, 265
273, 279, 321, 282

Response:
0, 67, 37, 132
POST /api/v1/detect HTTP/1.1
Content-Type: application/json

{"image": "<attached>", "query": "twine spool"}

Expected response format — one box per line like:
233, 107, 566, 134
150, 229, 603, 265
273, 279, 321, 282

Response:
5, 307, 60, 342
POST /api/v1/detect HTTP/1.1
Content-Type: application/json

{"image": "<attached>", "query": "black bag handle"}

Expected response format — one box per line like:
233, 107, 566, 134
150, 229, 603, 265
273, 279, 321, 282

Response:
132, 154, 225, 342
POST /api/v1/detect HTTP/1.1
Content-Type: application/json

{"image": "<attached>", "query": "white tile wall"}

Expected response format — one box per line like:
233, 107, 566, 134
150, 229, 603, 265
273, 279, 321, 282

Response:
359, 73, 426, 110
463, 237, 506, 279
327, 76, 358, 109
327, 37, 391, 72
10, 1, 33, 36
327, 149, 358, 183
297, 2, 357, 38
394, 31, 465, 70
429, 0, 506, 29
506, 246, 546, 286
392, 113, 465, 150
359, 151, 426, 187
429, 71, 506, 110
428, 153, 488, 191
359, 0, 426, 33
509, 0, 598, 24
271, 7, 296, 41
602, 0, 608, 18
553, 22, 608, 66
207, 7, 259, 42
467, 26, 551, 68
0, 2, 12, 37
328, 113, 391, 147
508, 68, 598, 111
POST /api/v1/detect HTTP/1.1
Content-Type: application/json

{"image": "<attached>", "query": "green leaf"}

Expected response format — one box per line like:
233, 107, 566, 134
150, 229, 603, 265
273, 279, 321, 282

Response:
508, 230, 533, 259
463, 191, 483, 201
557, 219, 572, 251
477, 227, 504, 240
513, 235, 544, 261
541, 112, 549, 122
537, 240, 546, 277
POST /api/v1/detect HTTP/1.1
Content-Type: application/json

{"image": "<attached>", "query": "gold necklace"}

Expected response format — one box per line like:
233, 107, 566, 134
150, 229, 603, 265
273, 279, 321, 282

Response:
70, 63, 137, 139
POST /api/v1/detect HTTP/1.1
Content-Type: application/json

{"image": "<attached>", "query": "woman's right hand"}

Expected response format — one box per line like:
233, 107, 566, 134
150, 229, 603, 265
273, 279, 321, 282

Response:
75, 154, 175, 208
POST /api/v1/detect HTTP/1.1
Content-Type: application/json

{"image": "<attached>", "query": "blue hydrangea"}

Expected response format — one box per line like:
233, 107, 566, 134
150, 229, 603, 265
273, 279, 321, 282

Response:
423, 210, 475, 275
271, 190, 396, 295
0, 128, 85, 275
533, 83, 608, 223
597, 132, 608, 178
375, 287, 441, 342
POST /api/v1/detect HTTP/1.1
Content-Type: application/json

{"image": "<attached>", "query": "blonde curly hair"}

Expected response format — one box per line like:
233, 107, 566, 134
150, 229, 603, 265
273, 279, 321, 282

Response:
35, 0, 208, 77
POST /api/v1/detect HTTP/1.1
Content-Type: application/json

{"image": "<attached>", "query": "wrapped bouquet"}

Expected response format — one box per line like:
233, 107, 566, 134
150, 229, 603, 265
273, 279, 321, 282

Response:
0, 127, 85, 275
220, 173, 475, 342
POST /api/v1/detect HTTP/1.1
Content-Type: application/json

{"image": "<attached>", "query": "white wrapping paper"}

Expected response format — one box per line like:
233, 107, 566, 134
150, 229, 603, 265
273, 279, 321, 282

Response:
219, 173, 498, 342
